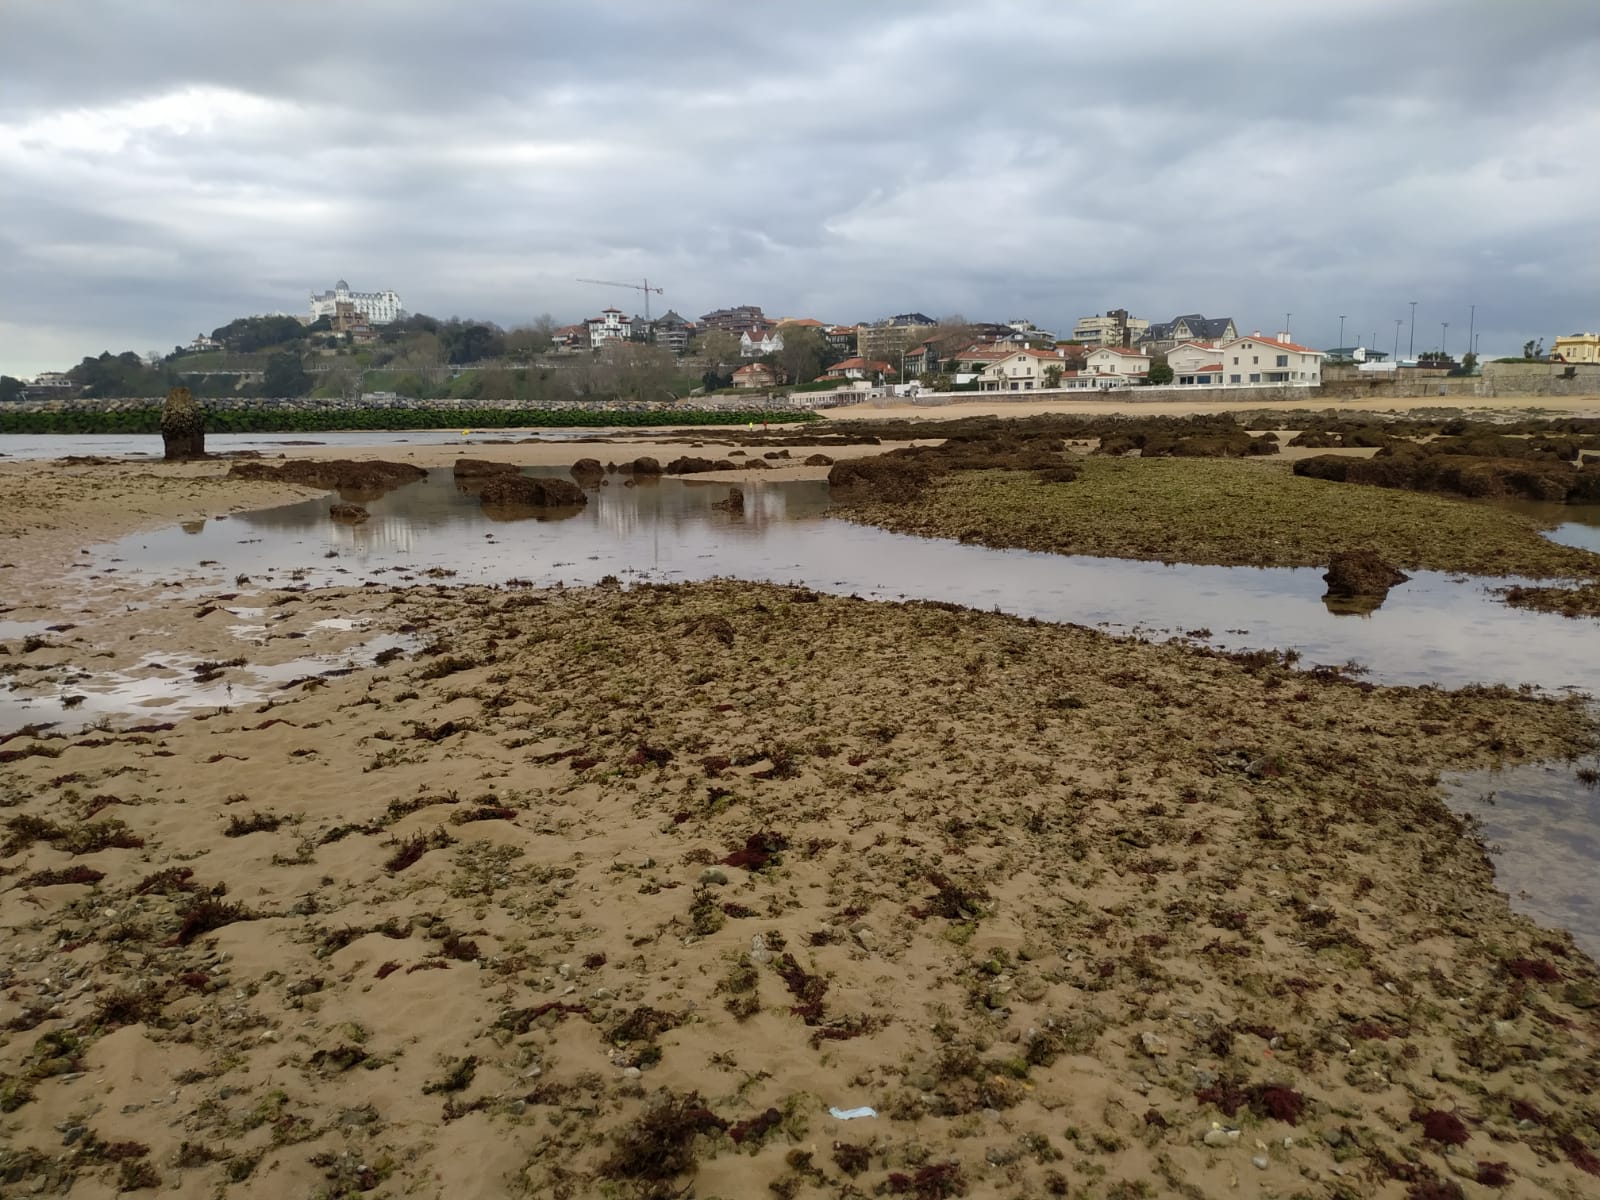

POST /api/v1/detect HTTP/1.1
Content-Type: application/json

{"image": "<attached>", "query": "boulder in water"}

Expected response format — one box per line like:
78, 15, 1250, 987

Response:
329, 502, 369, 524
712, 487, 744, 514
453, 458, 518, 478
477, 475, 587, 508
570, 457, 606, 485
1323, 549, 1409, 598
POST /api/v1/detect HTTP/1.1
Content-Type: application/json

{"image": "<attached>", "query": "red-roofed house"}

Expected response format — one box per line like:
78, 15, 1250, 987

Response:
977, 347, 1073, 392
1085, 346, 1152, 382
1214, 332, 1325, 386
732, 362, 779, 389
823, 356, 895, 381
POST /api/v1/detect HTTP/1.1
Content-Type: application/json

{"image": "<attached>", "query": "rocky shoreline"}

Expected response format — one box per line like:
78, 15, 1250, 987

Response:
2, 440, 1599, 1199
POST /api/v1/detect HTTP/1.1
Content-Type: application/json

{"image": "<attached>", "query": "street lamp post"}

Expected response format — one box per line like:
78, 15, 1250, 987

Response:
1467, 304, 1475, 359
1393, 319, 1402, 362
1409, 301, 1418, 360
1285, 312, 1292, 337
1338, 315, 1346, 350
1441, 322, 1449, 357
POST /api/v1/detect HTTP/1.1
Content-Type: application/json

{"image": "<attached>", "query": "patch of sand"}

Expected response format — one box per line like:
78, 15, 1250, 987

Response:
2, 573, 1598, 1198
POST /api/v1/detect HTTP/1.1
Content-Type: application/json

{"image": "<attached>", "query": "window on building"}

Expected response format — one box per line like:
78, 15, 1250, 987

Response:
1249, 373, 1261, 383
1276, 355, 1288, 367
1230, 374, 1241, 383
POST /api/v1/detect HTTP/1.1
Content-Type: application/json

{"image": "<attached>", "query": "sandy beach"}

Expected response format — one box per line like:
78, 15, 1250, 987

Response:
3, 427, 1600, 1199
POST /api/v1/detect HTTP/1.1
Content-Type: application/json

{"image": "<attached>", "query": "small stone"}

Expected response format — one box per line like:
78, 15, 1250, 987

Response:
1139, 1031, 1170, 1057
1322, 1129, 1343, 1148
638, 857, 655, 870
1251, 1155, 1269, 1170
622, 1066, 642, 1080
750, 934, 771, 966
854, 927, 878, 952
699, 868, 728, 886
1203, 1126, 1240, 1147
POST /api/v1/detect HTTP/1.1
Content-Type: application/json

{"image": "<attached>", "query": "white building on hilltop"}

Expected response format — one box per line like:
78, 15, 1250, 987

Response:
309, 280, 406, 325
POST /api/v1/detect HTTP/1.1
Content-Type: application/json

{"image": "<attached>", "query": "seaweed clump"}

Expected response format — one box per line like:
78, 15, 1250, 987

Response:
599, 1090, 728, 1185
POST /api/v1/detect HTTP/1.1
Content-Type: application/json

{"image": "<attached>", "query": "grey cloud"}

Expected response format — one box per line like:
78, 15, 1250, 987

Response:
3, 0, 1599, 375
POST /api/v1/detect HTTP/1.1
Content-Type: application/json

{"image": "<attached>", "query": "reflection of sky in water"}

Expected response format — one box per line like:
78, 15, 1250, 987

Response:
93, 469, 1600, 693
1444, 750, 1600, 960
1, 637, 412, 732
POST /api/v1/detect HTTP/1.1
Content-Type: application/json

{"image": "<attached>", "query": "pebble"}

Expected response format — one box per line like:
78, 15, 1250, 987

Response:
1322, 1129, 1343, 1148
1203, 1126, 1240, 1147
699, 868, 728, 886
1251, 1155, 1269, 1170
622, 1066, 642, 1080
1139, 1031, 1169, 1057
750, 934, 772, 966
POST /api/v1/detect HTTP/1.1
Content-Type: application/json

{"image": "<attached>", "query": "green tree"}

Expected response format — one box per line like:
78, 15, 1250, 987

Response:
212, 315, 308, 353
0, 375, 25, 403
1522, 338, 1544, 360
1461, 351, 1478, 372
696, 329, 740, 368
1043, 365, 1063, 389
442, 322, 505, 365
774, 324, 829, 384
504, 315, 556, 358
1147, 354, 1174, 385
262, 352, 312, 397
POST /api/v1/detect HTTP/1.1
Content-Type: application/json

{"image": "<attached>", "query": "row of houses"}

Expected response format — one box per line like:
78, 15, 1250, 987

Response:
728, 327, 1323, 393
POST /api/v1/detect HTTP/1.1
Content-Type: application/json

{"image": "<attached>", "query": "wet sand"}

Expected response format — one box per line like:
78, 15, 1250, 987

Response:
4, 439, 1600, 1199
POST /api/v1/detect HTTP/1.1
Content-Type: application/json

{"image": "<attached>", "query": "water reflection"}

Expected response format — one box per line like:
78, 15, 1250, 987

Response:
91, 469, 1600, 693
1443, 750, 1600, 960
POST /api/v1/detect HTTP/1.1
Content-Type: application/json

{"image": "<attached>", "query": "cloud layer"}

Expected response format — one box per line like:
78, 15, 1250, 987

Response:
4, 0, 1598, 375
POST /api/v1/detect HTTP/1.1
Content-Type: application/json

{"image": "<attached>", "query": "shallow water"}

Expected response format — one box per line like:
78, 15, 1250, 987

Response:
8, 466, 1600, 957
84, 469, 1600, 693
1443, 750, 1600, 959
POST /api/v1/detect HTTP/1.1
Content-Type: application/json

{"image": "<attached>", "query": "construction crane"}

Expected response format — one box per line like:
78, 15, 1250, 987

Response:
576, 277, 664, 324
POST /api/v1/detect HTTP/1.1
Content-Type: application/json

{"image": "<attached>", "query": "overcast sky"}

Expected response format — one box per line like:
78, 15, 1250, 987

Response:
3, 0, 1598, 377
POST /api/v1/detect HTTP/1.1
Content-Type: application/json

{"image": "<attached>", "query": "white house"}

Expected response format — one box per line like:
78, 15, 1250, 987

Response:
309, 280, 405, 325
739, 327, 784, 358
1084, 346, 1151, 382
977, 347, 1069, 392
1166, 341, 1226, 386
585, 307, 633, 349
1214, 332, 1324, 386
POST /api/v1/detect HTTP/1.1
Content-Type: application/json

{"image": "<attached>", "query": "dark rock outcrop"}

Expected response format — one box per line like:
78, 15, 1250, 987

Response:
476, 475, 587, 508
712, 487, 744, 514
570, 457, 606, 485
453, 458, 518, 478
329, 503, 369, 524
629, 457, 663, 476
160, 388, 205, 460
1324, 549, 1409, 598
804, 453, 834, 467
666, 457, 716, 475
228, 459, 426, 501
